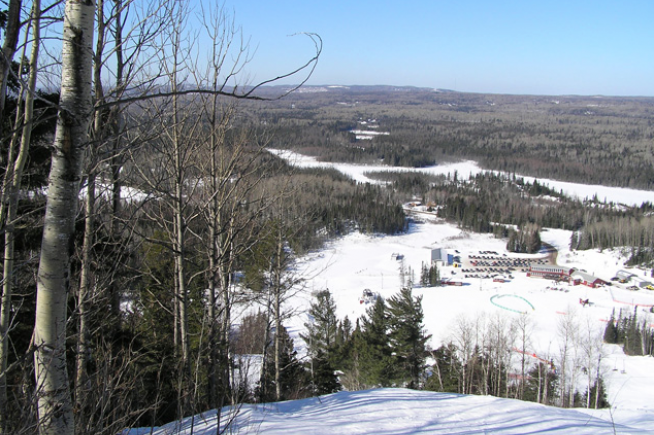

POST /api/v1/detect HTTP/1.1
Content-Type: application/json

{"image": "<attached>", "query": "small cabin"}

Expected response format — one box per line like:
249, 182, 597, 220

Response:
570, 270, 605, 288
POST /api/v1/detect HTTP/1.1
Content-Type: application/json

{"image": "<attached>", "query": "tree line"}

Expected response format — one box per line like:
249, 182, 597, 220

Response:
217, 285, 429, 403
428, 310, 609, 410
238, 89, 654, 190
381, 169, 653, 262
292, 289, 610, 411
604, 307, 654, 356
301, 287, 429, 394
571, 212, 654, 267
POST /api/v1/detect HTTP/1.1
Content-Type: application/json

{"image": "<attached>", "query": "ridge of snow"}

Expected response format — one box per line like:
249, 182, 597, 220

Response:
125, 388, 653, 434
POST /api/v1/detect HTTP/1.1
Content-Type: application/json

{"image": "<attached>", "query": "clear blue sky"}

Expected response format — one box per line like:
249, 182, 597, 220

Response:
216, 0, 654, 96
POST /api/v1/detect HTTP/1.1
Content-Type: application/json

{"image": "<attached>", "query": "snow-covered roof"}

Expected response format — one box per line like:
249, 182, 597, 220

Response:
570, 270, 603, 283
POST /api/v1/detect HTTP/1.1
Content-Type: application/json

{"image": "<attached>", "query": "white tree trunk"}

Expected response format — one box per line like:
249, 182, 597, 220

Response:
0, 4, 39, 431
34, 0, 95, 433
0, 0, 22, 128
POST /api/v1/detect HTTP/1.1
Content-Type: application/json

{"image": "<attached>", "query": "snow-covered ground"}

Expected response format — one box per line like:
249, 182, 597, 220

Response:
268, 148, 654, 207
127, 152, 654, 434
287, 217, 654, 409
126, 388, 652, 434
128, 218, 654, 434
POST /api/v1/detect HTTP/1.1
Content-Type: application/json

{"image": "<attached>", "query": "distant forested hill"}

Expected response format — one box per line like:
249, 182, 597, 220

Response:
242, 86, 654, 190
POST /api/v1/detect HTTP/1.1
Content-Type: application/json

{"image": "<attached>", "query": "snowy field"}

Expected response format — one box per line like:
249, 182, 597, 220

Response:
128, 219, 654, 434
268, 148, 654, 207
288, 217, 654, 421
128, 152, 654, 434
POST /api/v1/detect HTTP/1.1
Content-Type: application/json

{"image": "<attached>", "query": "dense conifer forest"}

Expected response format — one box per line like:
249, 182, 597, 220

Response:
242, 87, 654, 189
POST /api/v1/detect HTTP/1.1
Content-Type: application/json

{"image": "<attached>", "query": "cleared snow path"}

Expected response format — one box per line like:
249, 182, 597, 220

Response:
269, 148, 654, 207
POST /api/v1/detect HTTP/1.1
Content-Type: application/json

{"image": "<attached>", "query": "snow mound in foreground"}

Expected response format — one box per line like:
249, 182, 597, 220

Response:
125, 388, 652, 434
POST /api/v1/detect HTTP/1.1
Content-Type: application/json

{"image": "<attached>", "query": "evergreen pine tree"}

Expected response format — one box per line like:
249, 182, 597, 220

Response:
429, 264, 440, 286
585, 376, 610, 409
340, 316, 353, 342
603, 309, 618, 344
310, 349, 341, 395
419, 262, 440, 287
523, 362, 559, 405
301, 290, 338, 356
616, 309, 627, 344
357, 296, 395, 387
257, 325, 307, 402
387, 287, 431, 388
301, 290, 342, 394
338, 320, 364, 391
329, 317, 355, 377
420, 262, 429, 286
624, 307, 643, 355
425, 344, 461, 393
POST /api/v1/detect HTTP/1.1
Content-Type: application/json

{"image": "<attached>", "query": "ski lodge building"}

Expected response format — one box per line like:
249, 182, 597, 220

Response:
527, 265, 606, 288
526, 265, 575, 280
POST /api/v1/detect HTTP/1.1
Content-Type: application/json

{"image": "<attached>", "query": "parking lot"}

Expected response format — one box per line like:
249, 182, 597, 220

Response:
459, 250, 554, 280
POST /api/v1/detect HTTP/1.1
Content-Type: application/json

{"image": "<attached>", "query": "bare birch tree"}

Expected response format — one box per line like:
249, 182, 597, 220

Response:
513, 313, 533, 400
33, 0, 95, 434
0, 0, 23, 131
556, 309, 579, 407
74, 0, 170, 429
29, 0, 320, 430
486, 312, 514, 397
578, 314, 605, 409
451, 314, 477, 394
0, 2, 40, 432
